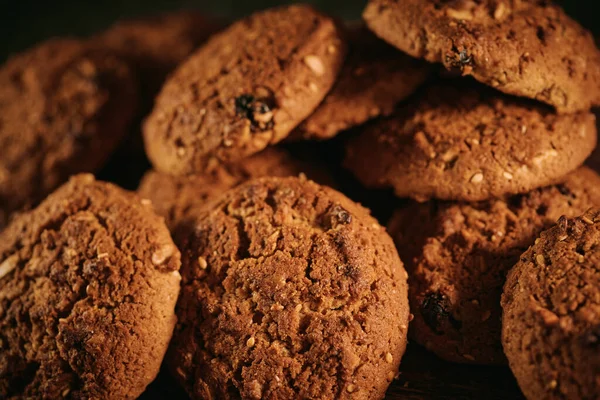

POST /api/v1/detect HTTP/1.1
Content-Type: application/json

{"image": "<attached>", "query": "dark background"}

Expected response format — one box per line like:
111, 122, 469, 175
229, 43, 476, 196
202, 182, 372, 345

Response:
1, 0, 599, 62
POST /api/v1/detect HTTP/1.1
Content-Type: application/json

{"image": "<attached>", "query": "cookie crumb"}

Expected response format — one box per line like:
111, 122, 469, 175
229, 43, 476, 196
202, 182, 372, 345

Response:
304, 55, 325, 76
198, 256, 208, 270
346, 384, 356, 393
463, 354, 475, 361
387, 371, 395, 381
494, 3, 506, 19
481, 310, 491, 322
548, 380, 558, 390
327, 44, 337, 54
247, 336, 256, 347
535, 254, 546, 267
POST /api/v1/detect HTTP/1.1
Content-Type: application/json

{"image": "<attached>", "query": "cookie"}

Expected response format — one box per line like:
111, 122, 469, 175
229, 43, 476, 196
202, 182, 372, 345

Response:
502, 209, 600, 399
97, 11, 221, 97
363, 0, 600, 113
143, 5, 346, 175
0, 174, 181, 399
169, 176, 409, 399
0, 38, 137, 230
292, 24, 430, 140
137, 147, 333, 232
388, 166, 600, 365
345, 81, 597, 202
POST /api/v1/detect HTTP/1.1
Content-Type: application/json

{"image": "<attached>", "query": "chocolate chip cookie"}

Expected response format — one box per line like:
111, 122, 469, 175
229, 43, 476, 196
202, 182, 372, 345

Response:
0, 38, 137, 230
169, 176, 409, 399
137, 147, 332, 233
502, 208, 600, 399
292, 24, 431, 140
363, 0, 600, 113
389, 166, 600, 365
345, 81, 597, 202
97, 11, 221, 97
143, 5, 346, 175
0, 174, 181, 399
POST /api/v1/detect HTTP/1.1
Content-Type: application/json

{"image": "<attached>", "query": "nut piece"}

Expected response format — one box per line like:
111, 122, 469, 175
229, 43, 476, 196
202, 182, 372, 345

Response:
152, 244, 175, 266
246, 336, 256, 347
0, 254, 19, 279
304, 55, 325, 76
198, 256, 208, 270
385, 352, 393, 363
470, 173, 484, 184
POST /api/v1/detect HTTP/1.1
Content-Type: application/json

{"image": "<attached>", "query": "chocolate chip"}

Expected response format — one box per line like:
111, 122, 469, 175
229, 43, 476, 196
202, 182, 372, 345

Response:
421, 292, 461, 334
323, 205, 352, 229
234, 93, 275, 132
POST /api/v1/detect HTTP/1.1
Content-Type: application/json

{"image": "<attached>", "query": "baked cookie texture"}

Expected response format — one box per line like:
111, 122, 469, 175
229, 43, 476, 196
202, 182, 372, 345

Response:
389, 167, 600, 365
0, 38, 137, 230
502, 209, 600, 400
0, 174, 181, 399
97, 11, 221, 96
169, 176, 409, 400
292, 25, 431, 140
345, 81, 597, 202
143, 5, 346, 176
363, 0, 600, 113
137, 147, 333, 232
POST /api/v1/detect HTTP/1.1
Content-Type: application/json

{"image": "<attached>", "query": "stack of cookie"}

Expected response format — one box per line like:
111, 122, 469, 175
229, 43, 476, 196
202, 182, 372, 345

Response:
1, 1, 599, 399
344, 0, 600, 399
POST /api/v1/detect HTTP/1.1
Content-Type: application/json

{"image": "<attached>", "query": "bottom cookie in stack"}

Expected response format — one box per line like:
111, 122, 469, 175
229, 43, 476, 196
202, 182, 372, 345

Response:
388, 167, 600, 365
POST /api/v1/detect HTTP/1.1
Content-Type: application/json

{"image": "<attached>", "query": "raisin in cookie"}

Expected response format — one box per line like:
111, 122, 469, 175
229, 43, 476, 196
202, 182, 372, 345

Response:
169, 176, 409, 399
363, 0, 600, 113
97, 11, 221, 97
292, 24, 430, 140
143, 5, 346, 175
0, 38, 137, 230
345, 81, 597, 202
389, 167, 600, 365
0, 174, 181, 399
137, 147, 332, 233
502, 209, 600, 400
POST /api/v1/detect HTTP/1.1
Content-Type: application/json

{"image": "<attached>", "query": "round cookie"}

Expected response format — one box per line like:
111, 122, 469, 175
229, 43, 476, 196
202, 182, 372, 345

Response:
137, 147, 333, 232
502, 209, 600, 399
143, 5, 346, 175
0, 38, 138, 230
362, 0, 600, 113
292, 25, 431, 140
97, 11, 222, 96
0, 174, 181, 399
345, 81, 597, 202
388, 166, 600, 365
169, 176, 409, 399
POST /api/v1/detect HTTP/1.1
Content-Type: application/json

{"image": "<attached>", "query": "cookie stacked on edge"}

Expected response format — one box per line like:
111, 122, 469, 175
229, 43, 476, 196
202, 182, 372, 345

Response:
342, 0, 600, 398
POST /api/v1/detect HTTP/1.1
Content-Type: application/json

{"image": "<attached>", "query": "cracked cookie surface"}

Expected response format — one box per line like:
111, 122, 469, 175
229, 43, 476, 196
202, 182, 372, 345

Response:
292, 25, 431, 140
143, 5, 346, 175
137, 147, 333, 233
345, 81, 597, 202
0, 38, 137, 230
363, 0, 600, 112
389, 167, 600, 365
0, 174, 181, 399
169, 176, 409, 400
502, 208, 600, 400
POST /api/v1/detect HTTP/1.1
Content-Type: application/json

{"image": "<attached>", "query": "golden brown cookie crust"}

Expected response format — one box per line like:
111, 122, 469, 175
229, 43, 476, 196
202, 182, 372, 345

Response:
389, 167, 600, 365
137, 147, 333, 232
502, 208, 600, 400
292, 25, 431, 140
143, 5, 346, 175
0, 38, 138, 229
0, 174, 181, 399
169, 176, 409, 400
345, 81, 597, 202
363, 0, 600, 112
